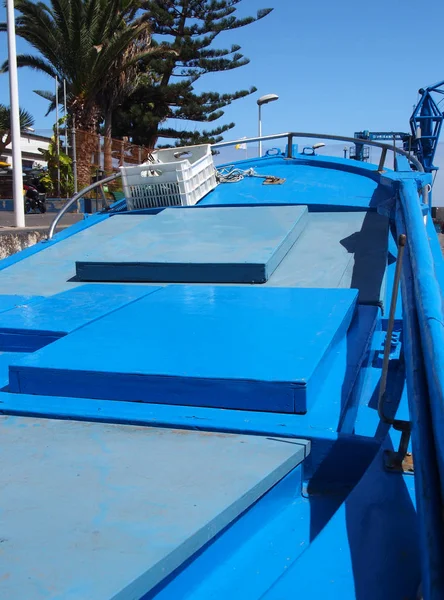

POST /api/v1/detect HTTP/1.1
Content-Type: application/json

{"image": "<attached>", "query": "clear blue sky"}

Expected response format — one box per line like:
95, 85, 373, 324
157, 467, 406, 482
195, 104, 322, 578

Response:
1, 0, 444, 140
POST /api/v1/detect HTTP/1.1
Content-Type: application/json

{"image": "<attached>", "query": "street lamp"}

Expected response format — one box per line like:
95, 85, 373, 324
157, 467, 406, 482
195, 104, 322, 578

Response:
257, 94, 279, 157
6, 0, 24, 227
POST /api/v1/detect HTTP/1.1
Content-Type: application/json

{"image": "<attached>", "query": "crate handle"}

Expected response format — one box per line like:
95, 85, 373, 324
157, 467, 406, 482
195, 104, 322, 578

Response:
174, 151, 192, 159
140, 168, 162, 177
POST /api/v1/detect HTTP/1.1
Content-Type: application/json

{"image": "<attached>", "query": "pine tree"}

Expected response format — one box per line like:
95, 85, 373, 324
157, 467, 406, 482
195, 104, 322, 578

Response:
113, 0, 272, 147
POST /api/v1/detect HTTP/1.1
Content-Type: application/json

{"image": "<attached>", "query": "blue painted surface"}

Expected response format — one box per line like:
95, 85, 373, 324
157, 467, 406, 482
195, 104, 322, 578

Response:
263, 446, 419, 600
200, 157, 391, 209
0, 211, 109, 274
145, 468, 310, 600
0, 416, 309, 600
0, 294, 44, 313
0, 352, 25, 388
398, 211, 444, 599
399, 178, 444, 502
9, 286, 357, 413
264, 210, 388, 307
0, 214, 155, 296
0, 305, 376, 440
76, 205, 308, 283
0, 210, 389, 306
0, 149, 440, 599
0, 284, 161, 351
338, 305, 379, 432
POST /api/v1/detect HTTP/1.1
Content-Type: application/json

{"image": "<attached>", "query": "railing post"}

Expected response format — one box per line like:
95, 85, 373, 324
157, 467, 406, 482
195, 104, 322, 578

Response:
98, 184, 108, 209
97, 134, 102, 170
287, 134, 293, 158
421, 184, 431, 225
378, 147, 388, 172
71, 120, 78, 194
393, 135, 397, 171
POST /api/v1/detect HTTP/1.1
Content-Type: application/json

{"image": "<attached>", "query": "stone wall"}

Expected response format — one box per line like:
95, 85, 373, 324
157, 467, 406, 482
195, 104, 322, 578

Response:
0, 230, 45, 260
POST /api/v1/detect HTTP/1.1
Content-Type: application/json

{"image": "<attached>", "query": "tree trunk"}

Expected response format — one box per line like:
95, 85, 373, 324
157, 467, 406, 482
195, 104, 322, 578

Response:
103, 107, 113, 174
70, 104, 100, 191
75, 130, 98, 190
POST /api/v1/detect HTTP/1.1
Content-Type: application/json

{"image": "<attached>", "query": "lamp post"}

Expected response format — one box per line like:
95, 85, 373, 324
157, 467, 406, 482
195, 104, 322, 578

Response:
6, 0, 24, 227
257, 94, 279, 157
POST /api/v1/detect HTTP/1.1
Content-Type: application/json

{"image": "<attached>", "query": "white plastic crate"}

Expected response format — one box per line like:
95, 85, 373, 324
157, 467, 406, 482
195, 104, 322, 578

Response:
120, 144, 217, 210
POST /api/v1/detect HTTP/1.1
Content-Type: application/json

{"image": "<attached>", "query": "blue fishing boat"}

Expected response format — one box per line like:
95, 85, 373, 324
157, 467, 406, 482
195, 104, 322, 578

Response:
1, 83, 444, 600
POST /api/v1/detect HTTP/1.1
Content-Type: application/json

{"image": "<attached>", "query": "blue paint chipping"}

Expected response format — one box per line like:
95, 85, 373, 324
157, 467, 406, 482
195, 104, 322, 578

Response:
75, 205, 308, 283
9, 285, 357, 413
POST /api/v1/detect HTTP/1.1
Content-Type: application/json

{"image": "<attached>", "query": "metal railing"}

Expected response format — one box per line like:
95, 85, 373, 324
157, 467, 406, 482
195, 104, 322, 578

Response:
47, 131, 424, 238
47, 171, 121, 239
212, 131, 424, 172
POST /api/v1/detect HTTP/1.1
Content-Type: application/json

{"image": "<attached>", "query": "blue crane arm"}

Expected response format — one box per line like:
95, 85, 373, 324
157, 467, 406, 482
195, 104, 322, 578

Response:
409, 80, 444, 172
353, 80, 444, 172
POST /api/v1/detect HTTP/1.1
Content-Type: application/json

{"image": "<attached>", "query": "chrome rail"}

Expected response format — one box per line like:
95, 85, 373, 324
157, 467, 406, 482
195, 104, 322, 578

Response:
47, 171, 122, 239
212, 131, 424, 173
48, 131, 423, 239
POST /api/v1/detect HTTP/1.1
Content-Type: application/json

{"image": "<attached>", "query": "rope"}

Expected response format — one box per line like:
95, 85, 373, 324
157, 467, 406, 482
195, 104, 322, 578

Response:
215, 165, 285, 185
215, 166, 257, 183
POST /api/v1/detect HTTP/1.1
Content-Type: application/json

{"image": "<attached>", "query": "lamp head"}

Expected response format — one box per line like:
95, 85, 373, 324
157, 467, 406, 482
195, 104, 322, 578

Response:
257, 94, 279, 106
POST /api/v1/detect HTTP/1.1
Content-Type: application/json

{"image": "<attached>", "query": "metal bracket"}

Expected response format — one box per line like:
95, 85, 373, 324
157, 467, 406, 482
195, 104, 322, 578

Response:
378, 234, 414, 475
384, 420, 414, 475
262, 176, 286, 185
384, 450, 414, 474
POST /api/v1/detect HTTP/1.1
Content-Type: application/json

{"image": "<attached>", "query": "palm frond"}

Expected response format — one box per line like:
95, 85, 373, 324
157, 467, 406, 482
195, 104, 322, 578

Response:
0, 104, 35, 132
34, 89, 57, 116
1, 54, 58, 79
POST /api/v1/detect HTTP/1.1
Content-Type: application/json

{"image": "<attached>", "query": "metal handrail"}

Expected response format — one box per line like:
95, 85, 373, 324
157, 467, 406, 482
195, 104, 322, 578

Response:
48, 131, 424, 239
47, 171, 122, 239
212, 131, 424, 173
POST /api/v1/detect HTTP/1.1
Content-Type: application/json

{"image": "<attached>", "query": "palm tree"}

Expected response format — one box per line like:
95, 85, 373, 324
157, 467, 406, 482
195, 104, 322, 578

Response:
0, 104, 35, 157
98, 36, 172, 173
0, 0, 159, 187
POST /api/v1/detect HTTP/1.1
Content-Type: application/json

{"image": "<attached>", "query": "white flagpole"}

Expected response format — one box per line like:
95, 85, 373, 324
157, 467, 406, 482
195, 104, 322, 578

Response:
63, 79, 68, 197
55, 76, 60, 197
63, 79, 67, 151
6, 0, 24, 227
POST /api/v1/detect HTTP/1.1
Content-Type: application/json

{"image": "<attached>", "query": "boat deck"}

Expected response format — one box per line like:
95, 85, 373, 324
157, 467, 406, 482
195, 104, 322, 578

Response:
0, 153, 425, 599
0, 209, 389, 306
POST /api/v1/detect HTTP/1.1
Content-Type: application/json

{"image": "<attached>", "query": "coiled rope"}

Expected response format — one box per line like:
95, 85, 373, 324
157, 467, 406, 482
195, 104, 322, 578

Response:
215, 166, 285, 185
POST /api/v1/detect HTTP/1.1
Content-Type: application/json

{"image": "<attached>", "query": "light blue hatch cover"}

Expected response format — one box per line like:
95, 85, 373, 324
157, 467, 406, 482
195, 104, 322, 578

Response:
0, 416, 310, 600
75, 205, 308, 283
9, 285, 358, 413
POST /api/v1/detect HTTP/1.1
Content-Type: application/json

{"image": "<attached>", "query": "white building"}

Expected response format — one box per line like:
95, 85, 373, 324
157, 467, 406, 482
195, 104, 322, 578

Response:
0, 132, 51, 169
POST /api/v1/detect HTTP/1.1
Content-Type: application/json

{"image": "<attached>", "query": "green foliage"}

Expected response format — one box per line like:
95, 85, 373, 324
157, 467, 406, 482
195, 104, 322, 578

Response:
113, 0, 272, 147
0, 104, 34, 132
38, 119, 74, 196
